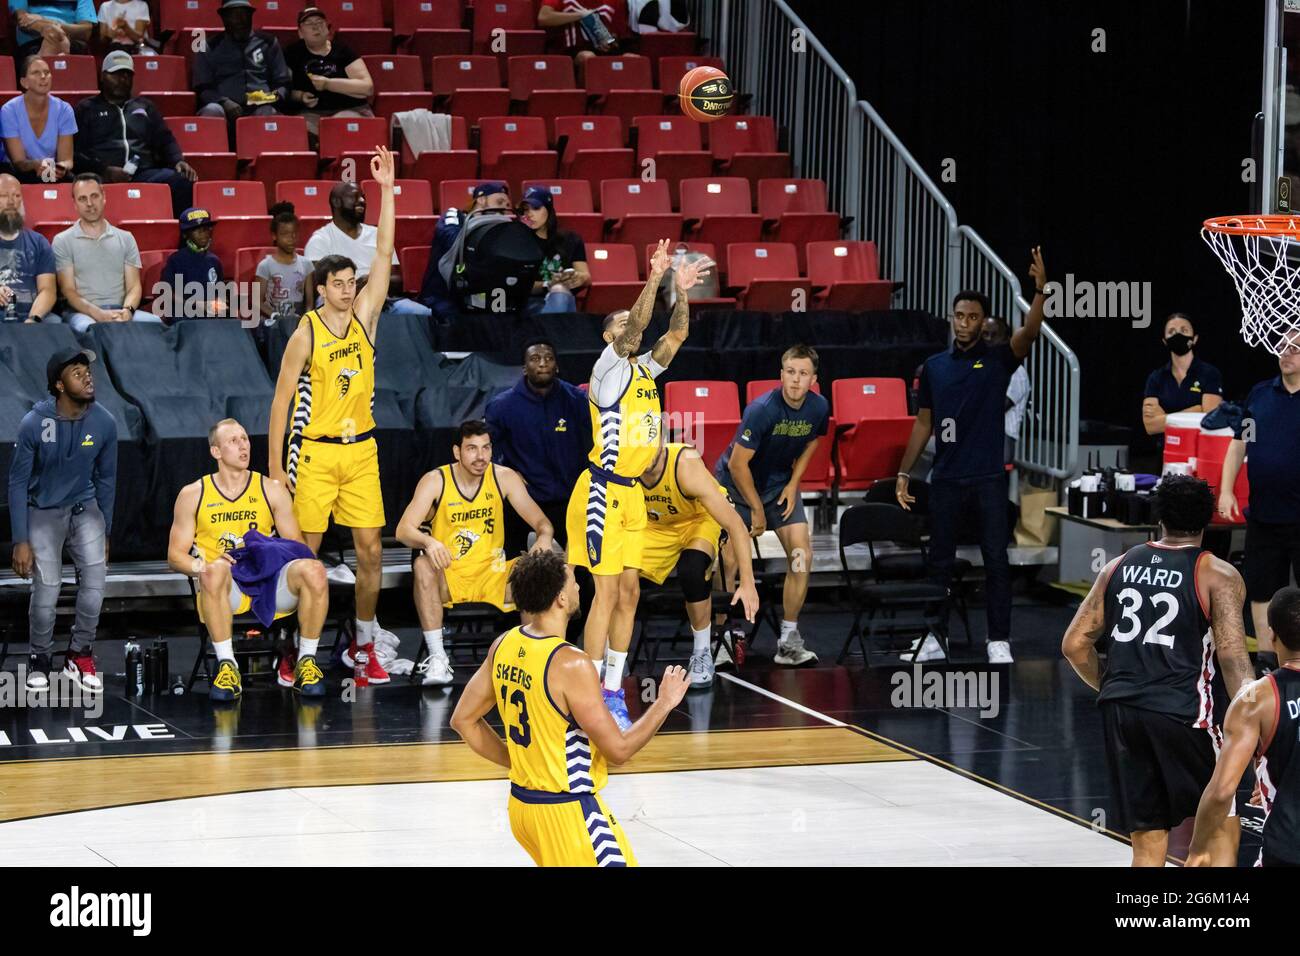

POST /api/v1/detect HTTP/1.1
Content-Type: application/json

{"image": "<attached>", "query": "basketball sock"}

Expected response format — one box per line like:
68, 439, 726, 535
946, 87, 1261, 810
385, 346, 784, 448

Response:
780, 620, 798, 642
603, 649, 626, 691
299, 637, 319, 658
424, 628, 445, 657
692, 626, 711, 655
214, 640, 236, 664
355, 618, 376, 646
591, 657, 604, 678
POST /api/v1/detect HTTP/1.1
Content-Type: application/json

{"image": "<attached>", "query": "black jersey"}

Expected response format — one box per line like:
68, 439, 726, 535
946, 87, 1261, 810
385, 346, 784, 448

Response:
1098, 542, 1215, 726
1260, 666, 1300, 866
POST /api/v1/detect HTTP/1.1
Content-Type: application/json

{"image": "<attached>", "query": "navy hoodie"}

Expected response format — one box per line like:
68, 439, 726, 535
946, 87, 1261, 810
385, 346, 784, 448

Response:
485, 375, 592, 505
7, 398, 118, 544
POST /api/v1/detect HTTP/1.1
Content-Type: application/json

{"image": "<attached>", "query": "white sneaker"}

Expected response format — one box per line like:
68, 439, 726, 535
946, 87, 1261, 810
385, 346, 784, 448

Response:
688, 650, 715, 688
900, 632, 946, 663
986, 640, 1013, 664
325, 563, 356, 585
418, 652, 454, 686
774, 630, 818, 666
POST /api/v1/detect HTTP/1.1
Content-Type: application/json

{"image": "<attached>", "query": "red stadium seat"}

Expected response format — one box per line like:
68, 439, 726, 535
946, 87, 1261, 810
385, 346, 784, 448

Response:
507, 56, 585, 141
253, 0, 305, 27
472, 0, 544, 55
394, 2, 469, 83
663, 380, 740, 473
362, 55, 432, 121
400, 114, 477, 185
209, 217, 274, 278
234, 246, 277, 284
680, 177, 762, 245
235, 117, 317, 202
832, 377, 915, 490
159, 0, 221, 32
583, 56, 660, 132
643, 241, 718, 281
132, 56, 195, 116
520, 179, 602, 242
317, 115, 391, 177
478, 116, 557, 195
757, 179, 840, 269
833, 378, 909, 419
431, 55, 510, 127
438, 178, 482, 212
23, 183, 73, 240
806, 240, 893, 311
638, 31, 698, 61
399, 245, 431, 295
140, 250, 171, 308
744, 379, 834, 491
194, 181, 268, 217
655, 55, 724, 95
275, 181, 336, 218
361, 179, 437, 248
46, 55, 96, 101
710, 115, 791, 186
633, 115, 712, 208
581, 243, 643, 314
725, 242, 810, 312
554, 115, 633, 207
601, 179, 681, 249
0, 59, 15, 95
317, 0, 393, 55
166, 116, 237, 181
104, 183, 174, 219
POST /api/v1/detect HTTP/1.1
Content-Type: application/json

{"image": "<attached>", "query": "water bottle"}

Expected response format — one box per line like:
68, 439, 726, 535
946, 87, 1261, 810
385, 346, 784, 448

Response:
354, 646, 370, 688
151, 641, 167, 694
143, 646, 156, 695
124, 640, 143, 696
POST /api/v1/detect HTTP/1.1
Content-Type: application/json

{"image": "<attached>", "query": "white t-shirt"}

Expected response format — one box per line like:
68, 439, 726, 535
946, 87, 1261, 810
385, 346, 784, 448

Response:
303, 221, 398, 280
98, 0, 151, 43
1005, 365, 1030, 439
589, 342, 666, 408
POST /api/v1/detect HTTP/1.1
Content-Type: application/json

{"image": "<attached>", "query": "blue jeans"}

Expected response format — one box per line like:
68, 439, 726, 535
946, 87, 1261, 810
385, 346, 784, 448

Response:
27, 501, 107, 653
385, 297, 433, 317
527, 290, 577, 315
928, 473, 1011, 644
56, 309, 161, 333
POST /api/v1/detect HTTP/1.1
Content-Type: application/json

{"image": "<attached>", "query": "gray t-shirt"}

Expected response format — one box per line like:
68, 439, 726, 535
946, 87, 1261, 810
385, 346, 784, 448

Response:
52, 221, 142, 308
256, 253, 312, 315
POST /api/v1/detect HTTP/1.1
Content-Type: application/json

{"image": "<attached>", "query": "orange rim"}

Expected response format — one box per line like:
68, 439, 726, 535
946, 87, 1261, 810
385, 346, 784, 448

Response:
1203, 214, 1300, 236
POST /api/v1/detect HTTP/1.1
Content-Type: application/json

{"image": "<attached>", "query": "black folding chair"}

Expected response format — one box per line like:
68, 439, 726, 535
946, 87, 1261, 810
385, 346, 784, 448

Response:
186, 576, 294, 692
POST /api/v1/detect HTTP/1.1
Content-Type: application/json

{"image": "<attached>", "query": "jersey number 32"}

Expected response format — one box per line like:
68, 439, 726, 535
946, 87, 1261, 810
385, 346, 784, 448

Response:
1110, 588, 1178, 648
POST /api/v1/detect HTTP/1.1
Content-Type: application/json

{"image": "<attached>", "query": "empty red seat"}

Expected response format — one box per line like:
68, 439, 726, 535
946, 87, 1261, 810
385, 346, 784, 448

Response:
832, 378, 915, 490
680, 177, 761, 245
166, 116, 237, 181
397, 2, 470, 84
103, 183, 174, 220
140, 249, 171, 308
210, 218, 274, 277
399, 244, 431, 295
431, 55, 510, 127
22, 183, 73, 241
638, 31, 698, 61
317, 0, 392, 55
554, 115, 632, 206
757, 178, 840, 268
132, 55, 194, 116
0, 59, 16, 95
235, 116, 317, 202
46, 55, 96, 100
583, 56, 660, 130
521, 179, 601, 243
601, 179, 681, 249
234, 245, 277, 284
400, 114, 477, 185
362, 55, 431, 120
656, 55, 724, 95
194, 181, 268, 217
478, 116, 556, 195
472, 0, 544, 54
806, 240, 893, 311
746, 378, 834, 491
361, 178, 436, 247
438, 178, 483, 212
726, 242, 810, 312
582, 243, 642, 314
632, 115, 711, 208
710, 115, 791, 186
252, 0, 304, 27
317, 115, 391, 177
275, 180, 336, 218
159, 0, 221, 32
663, 380, 740, 473
507, 56, 585, 141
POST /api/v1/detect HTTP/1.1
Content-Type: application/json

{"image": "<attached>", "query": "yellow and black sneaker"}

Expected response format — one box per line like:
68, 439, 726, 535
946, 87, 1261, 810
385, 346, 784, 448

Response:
294, 655, 326, 697
210, 659, 242, 702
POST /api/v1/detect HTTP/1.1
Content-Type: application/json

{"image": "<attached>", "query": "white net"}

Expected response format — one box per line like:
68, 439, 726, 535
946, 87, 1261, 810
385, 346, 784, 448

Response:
1202, 217, 1300, 354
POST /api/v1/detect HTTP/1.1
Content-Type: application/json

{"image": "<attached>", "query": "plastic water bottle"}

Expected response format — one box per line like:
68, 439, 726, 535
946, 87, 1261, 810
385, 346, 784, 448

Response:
354, 647, 370, 688
124, 640, 143, 696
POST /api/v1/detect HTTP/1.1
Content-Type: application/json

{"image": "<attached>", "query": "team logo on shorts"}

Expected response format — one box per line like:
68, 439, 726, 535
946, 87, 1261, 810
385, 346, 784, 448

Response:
336, 367, 359, 398
453, 528, 481, 558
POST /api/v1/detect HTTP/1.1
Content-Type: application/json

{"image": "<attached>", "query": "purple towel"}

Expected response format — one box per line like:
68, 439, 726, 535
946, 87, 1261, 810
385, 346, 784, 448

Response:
227, 529, 314, 627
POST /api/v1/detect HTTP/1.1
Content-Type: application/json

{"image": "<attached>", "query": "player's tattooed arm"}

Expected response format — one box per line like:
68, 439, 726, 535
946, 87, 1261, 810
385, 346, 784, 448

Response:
612, 239, 673, 357
650, 253, 710, 367
1209, 558, 1254, 699
1061, 556, 1119, 691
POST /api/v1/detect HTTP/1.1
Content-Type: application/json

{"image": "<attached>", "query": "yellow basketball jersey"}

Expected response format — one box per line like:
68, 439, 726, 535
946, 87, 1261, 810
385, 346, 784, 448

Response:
494, 625, 608, 794
588, 360, 662, 478
642, 442, 722, 528
423, 464, 506, 570
192, 471, 276, 562
292, 309, 376, 441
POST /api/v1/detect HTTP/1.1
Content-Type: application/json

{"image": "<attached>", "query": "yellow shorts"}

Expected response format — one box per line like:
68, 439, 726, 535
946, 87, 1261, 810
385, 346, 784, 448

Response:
566, 470, 646, 575
508, 786, 637, 867
290, 436, 385, 533
444, 556, 516, 611
639, 515, 722, 585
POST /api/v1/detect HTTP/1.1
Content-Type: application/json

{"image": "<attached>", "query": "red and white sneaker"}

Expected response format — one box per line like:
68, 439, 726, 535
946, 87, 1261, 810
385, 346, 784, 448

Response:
342, 641, 390, 684
63, 651, 103, 693
277, 649, 297, 688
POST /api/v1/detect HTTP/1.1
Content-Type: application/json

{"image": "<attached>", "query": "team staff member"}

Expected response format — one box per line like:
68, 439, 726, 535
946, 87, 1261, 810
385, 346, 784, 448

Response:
1218, 334, 1300, 673
565, 240, 711, 730
716, 345, 828, 668
396, 420, 554, 687
639, 441, 759, 687
7, 347, 115, 693
896, 248, 1048, 664
166, 419, 329, 700
450, 549, 692, 867
1141, 313, 1223, 439
268, 145, 397, 685
1187, 587, 1300, 866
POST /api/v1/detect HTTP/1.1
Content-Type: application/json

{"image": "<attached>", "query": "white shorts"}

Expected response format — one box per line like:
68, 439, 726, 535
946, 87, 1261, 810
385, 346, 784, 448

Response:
229, 561, 300, 615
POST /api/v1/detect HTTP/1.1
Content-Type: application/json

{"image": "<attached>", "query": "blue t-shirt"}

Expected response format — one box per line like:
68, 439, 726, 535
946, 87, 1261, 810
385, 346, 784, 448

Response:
161, 245, 225, 306
1236, 376, 1300, 524
715, 388, 830, 493
0, 228, 55, 321
10, 0, 97, 46
0, 94, 76, 163
918, 339, 1021, 480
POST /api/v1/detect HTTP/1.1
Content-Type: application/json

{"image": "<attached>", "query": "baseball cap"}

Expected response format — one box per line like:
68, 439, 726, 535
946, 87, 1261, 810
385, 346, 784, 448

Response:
179, 207, 214, 231
46, 347, 96, 392
102, 50, 134, 73
297, 6, 327, 24
219, 0, 254, 11
520, 186, 555, 211
472, 181, 508, 201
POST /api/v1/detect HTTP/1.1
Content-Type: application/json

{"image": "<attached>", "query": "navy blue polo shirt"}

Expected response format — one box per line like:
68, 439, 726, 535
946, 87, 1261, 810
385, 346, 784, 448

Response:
1144, 357, 1223, 413
715, 388, 829, 493
1236, 376, 1300, 524
918, 339, 1021, 480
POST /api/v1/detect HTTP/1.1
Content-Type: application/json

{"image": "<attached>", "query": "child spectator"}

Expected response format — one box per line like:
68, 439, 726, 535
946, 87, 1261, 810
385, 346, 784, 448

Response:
97, 0, 160, 55
257, 202, 312, 320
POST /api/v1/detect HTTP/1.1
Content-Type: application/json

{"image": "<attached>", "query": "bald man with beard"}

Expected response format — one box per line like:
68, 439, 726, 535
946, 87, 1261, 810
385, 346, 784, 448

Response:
0, 173, 57, 324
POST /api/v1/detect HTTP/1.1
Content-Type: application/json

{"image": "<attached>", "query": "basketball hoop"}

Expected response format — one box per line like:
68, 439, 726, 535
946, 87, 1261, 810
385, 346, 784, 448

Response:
1203, 214, 1300, 354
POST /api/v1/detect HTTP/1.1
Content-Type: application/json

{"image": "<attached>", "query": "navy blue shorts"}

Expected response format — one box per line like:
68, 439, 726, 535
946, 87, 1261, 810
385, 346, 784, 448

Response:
722, 481, 807, 532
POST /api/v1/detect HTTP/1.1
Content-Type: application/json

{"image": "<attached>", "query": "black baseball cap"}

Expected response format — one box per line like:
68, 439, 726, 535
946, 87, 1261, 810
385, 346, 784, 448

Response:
297, 6, 327, 24
46, 347, 96, 393
472, 181, 508, 201
520, 185, 555, 213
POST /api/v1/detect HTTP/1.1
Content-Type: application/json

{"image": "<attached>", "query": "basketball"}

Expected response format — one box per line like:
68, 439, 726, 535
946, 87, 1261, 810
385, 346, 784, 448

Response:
678, 66, 734, 123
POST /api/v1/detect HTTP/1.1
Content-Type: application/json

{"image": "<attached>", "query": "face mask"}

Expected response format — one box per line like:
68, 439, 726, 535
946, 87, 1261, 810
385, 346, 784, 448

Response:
1165, 332, 1193, 356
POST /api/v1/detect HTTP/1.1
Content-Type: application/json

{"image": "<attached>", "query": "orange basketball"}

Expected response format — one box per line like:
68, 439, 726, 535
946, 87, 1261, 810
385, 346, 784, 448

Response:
678, 66, 734, 123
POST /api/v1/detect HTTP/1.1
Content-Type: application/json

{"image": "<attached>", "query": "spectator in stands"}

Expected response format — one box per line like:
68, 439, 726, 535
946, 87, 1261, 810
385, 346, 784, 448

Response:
159, 207, 226, 319
8, 346, 116, 694
537, 0, 638, 81
257, 202, 312, 321
1142, 312, 1224, 440
303, 181, 430, 316
98, 0, 161, 56
895, 249, 1049, 665
1, 56, 75, 184
284, 7, 374, 148
418, 181, 512, 320
9, 0, 96, 59
715, 344, 829, 668
486, 339, 593, 551
194, 0, 292, 133
72, 51, 198, 218
518, 185, 589, 315
52, 172, 157, 331
0, 173, 56, 322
